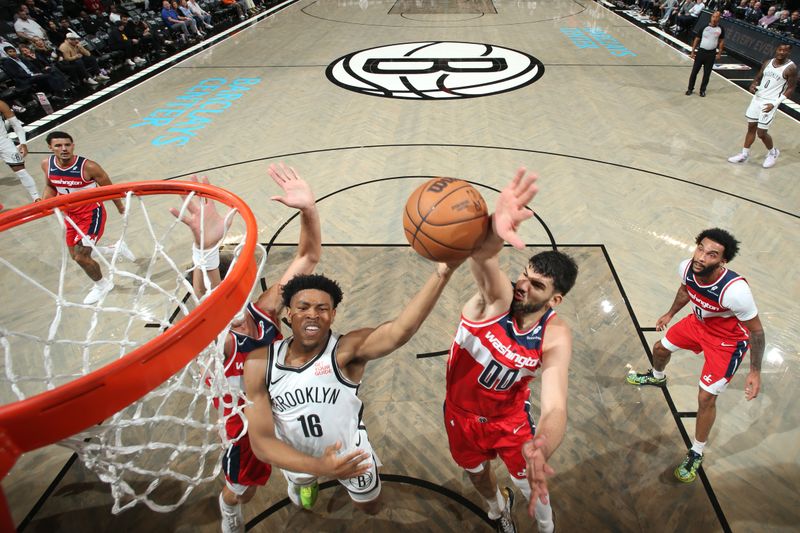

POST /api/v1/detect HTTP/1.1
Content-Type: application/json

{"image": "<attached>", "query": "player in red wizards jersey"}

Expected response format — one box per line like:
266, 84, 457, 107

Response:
628, 228, 764, 484
41, 131, 134, 304
445, 169, 578, 533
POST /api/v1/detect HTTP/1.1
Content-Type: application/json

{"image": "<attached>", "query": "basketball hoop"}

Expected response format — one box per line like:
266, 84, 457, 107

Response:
0, 181, 260, 529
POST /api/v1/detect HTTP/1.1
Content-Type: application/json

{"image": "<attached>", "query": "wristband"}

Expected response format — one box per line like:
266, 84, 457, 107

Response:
192, 242, 220, 270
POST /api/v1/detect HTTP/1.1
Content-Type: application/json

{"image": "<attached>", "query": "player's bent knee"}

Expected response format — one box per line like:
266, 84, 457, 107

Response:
238, 485, 257, 504
697, 388, 718, 406
464, 461, 488, 476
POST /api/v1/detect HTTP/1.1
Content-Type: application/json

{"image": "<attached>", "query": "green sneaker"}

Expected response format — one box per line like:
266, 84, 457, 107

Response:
674, 450, 703, 483
626, 369, 666, 387
299, 481, 319, 509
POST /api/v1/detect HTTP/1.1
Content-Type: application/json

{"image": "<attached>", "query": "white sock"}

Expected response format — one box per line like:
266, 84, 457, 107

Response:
15, 170, 40, 200
691, 439, 706, 455
769, 147, 778, 155
535, 499, 554, 533
486, 487, 504, 520
511, 475, 531, 501
94, 245, 115, 257
742, 147, 750, 156
219, 493, 239, 513
652, 369, 666, 379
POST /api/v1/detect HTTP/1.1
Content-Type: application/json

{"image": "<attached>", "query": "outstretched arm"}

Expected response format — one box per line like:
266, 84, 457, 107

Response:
337, 261, 460, 364
254, 163, 321, 316
242, 352, 370, 477
169, 175, 229, 297
463, 168, 538, 322
522, 319, 571, 515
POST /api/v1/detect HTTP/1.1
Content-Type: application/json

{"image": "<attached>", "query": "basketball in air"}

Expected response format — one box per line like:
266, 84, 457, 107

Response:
403, 177, 489, 262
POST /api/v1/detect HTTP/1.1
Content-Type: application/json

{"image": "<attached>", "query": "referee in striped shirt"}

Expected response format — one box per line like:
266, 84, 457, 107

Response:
686, 10, 725, 97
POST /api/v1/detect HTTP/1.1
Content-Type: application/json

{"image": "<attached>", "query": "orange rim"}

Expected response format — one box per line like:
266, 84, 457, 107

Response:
0, 181, 258, 480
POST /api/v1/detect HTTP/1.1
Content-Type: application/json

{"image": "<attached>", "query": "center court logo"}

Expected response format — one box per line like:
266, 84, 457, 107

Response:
326, 41, 544, 100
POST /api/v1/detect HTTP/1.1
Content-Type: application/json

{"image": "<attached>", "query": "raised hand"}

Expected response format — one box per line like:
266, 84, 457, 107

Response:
522, 436, 555, 517
493, 168, 539, 249
268, 163, 315, 211
169, 175, 229, 248
318, 441, 371, 479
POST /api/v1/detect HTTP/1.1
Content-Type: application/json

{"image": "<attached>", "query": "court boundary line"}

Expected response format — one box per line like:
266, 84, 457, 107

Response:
246, 473, 494, 528
14, 242, 732, 532
601, 244, 732, 533
158, 143, 798, 219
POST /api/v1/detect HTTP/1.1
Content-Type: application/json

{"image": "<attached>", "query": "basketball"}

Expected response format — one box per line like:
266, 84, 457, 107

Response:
403, 177, 489, 262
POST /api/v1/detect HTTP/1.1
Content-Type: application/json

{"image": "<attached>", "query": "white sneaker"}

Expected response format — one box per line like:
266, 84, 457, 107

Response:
85, 77, 99, 86
83, 278, 114, 304
116, 240, 137, 262
762, 148, 779, 168
125, 59, 136, 66
727, 152, 748, 164
133, 56, 147, 65
96, 73, 111, 81
218, 493, 243, 533
204, 22, 213, 29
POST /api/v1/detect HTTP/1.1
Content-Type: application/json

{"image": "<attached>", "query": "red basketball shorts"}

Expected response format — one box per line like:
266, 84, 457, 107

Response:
444, 401, 534, 479
222, 433, 272, 494
663, 315, 750, 395
64, 205, 106, 247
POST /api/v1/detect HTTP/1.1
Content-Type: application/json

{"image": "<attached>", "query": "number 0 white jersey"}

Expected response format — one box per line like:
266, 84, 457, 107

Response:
756, 59, 794, 102
267, 332, 364, 470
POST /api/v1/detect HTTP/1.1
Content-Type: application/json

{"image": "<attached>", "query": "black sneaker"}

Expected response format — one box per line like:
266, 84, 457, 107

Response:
494, 486, 516, 533
685, 89, 693, 95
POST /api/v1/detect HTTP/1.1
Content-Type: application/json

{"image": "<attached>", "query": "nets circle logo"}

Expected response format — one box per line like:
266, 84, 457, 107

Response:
326, 41, 544, 100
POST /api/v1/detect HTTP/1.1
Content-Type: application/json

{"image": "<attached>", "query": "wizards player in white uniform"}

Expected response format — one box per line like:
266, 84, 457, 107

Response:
728, 43, 797, 168
628, 228, 764, 483
41, 131, 133, 304
444, 168, 577, 533
244, 254, 462, 514
173, 166, 368, 533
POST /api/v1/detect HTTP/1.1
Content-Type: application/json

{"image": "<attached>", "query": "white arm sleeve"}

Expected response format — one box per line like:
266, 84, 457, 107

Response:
721, 280, 758, 322
8, 117, 26, 145
678, 258, 691, 285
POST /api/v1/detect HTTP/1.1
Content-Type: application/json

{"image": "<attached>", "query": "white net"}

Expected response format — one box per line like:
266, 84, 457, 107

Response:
0, 186, 264, 513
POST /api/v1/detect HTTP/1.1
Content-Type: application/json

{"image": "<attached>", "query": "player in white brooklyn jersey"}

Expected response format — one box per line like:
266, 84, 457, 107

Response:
728, 43, 797, 168
0, 99, 40, 203
244, 261, 461, 513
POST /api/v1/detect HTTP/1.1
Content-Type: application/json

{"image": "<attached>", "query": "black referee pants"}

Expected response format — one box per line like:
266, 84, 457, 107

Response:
688, 48, 716, 92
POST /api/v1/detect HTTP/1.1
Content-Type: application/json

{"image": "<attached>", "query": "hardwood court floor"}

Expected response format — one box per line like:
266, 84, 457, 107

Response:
1, 0, 798, 531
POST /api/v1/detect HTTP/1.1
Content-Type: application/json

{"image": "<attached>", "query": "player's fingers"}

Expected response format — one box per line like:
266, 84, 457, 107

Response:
284, 164, 299, 181
267, 164, 285, 184
510, 167, 525, 190
270, 195, 288, 205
